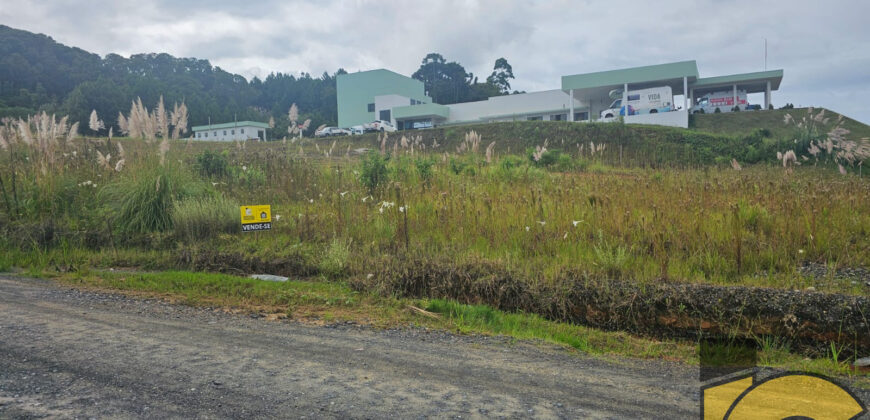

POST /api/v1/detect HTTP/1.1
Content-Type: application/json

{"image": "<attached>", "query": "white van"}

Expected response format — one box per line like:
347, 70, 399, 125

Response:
599, 86, 673, 119
691, 90, 749, 114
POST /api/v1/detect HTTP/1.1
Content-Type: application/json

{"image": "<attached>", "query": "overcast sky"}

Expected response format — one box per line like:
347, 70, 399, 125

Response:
2, 0, 869, 123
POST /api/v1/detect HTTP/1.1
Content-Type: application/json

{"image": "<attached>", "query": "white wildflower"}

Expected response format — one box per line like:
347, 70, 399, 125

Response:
378, 201, 395, 213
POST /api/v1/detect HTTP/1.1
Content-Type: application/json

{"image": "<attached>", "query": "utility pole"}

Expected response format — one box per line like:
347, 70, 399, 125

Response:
764, 38, 768, 71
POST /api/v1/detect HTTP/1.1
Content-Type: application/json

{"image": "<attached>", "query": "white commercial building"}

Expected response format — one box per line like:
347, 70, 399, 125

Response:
191, 121, 270, 142
338, 61, 783, 130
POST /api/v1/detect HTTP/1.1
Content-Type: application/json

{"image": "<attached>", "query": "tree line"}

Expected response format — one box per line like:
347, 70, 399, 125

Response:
0, 25, 515, 136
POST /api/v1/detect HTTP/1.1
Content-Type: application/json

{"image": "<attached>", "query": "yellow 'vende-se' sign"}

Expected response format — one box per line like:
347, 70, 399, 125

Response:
240, 205, 271, 232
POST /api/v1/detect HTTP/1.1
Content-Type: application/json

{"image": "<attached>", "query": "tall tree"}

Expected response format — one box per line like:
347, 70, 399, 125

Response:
486, 58, 515, 94
411, 53, 475, 105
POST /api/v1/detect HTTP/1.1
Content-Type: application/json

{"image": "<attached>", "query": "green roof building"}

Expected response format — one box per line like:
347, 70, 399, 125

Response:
336, 69, 432, 128
337, 61, 784, 130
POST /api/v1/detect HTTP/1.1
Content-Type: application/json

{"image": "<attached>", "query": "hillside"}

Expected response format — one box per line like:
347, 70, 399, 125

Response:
0, 25, 342, 134
314, 120, 794, 168
691, 108, 870, 140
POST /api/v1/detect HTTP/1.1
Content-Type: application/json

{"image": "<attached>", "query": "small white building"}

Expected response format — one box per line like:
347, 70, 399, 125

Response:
191, 121, 269, 142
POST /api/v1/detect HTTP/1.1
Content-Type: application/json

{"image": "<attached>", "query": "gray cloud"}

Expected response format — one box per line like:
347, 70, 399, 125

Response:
1, 0, 869, 122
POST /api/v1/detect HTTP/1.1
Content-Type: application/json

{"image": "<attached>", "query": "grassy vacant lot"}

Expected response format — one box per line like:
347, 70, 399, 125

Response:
1, 110, 869, 376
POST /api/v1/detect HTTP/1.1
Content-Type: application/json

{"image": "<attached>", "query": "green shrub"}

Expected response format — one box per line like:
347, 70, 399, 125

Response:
736, 200, 772, 234
360, 151, 389, 195
229, 165, 266, 187
100, 165, 208, 234
555, 153, 575, 171
528, 148, 562, 167
195, 150, 229, 178
318, 238, 351, 279
414, 157, 435, 188
172, 195, 238, 242
489, 155, 548, 182
592, 231, 630, 279
499, 155, 524, 171
449, 156, 468, 175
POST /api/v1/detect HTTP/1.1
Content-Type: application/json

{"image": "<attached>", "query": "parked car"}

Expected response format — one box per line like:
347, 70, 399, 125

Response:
600, 86, 673, 119
349, 125, 366, 135
370, 120, 396, 132
314, 127, 350, 137
690, 89, 750, 114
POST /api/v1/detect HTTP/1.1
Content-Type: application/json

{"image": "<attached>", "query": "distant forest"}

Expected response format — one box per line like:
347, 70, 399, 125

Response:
0, 25, 516, 136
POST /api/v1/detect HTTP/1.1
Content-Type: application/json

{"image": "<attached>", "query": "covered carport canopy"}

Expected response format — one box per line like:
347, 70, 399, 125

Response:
561, 60, 700, 120
689, 69, 784, 109
392, 102, 449, 129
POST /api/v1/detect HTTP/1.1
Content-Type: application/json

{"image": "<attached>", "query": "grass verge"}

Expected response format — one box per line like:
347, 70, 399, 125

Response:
43, 269, 868, 385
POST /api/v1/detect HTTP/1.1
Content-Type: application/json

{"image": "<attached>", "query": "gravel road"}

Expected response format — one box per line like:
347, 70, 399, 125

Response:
0, 275, 704, 418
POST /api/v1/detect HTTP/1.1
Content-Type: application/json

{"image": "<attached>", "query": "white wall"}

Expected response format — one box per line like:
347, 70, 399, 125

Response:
444, 90, 585, 124
193, 125, 265, 142
375, 94, 413, 126
624, 110, 689, 128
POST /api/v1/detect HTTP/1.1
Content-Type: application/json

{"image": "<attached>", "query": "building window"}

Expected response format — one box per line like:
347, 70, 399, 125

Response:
379, 110, 391, 121
550, 114, 567, 121
367, 103, 375, 112
196, 132, 201, 138
204, 132, 208, 138
574, 112, 589, 121
241, 128, 245, 134
231, 129, 235, 135
527, 116, 543, 121
213, 132, 217, 137
223, 130, 227, 135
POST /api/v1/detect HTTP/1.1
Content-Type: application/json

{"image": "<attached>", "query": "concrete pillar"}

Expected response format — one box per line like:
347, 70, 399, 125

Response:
689, 88, 694, 109
683, 76, 688, 110
732, 84, 737, 110
623, 83, 628, 116
765, 81, 771, 109
569, 89, 575, 122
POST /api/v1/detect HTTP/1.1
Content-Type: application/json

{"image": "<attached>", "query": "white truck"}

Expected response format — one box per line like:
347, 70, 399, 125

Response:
599, 86, 673, 119
690, 89, 750, 114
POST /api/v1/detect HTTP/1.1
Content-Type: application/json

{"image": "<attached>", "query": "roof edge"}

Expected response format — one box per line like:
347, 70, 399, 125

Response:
192, 121, 270, 131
